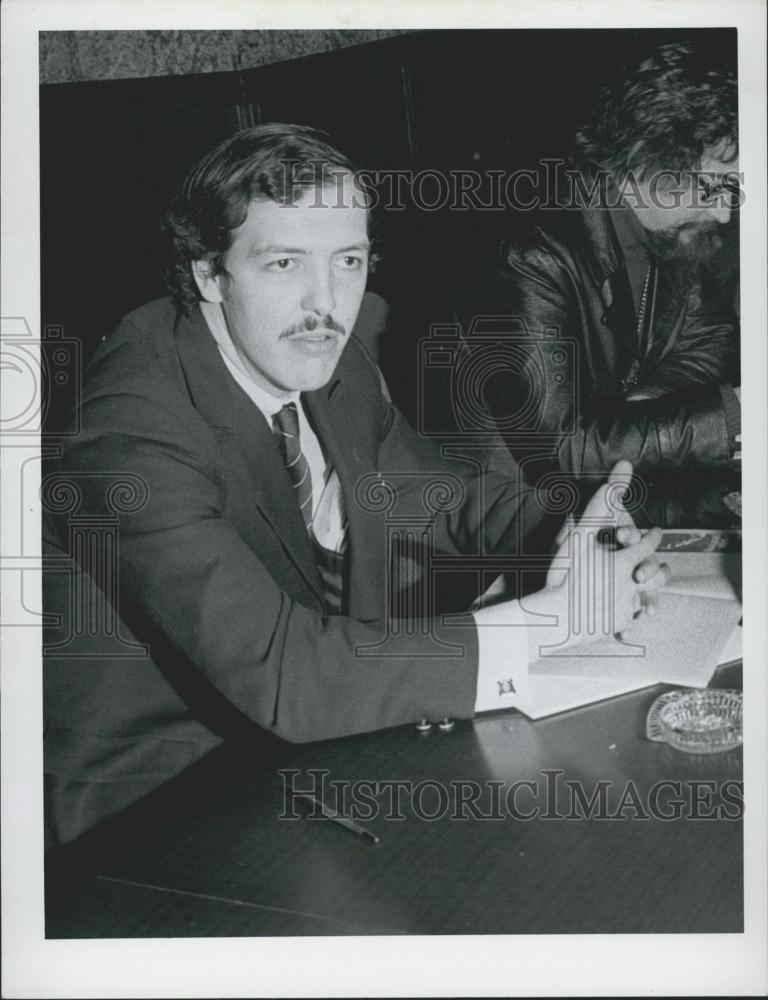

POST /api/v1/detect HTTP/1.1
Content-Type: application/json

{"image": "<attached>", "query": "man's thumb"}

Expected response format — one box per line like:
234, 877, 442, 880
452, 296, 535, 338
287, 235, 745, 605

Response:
582, 460, 634, 522
606, 460, 633, 504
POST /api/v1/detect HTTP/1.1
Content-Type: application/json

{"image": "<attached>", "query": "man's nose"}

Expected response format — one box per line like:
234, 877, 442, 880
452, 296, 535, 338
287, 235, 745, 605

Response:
708, 202, 731, 225
301, 266, 336, 316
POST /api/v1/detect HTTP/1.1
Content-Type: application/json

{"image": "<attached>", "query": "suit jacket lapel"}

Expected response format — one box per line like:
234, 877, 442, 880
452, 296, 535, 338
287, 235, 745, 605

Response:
172, 309, 323, 600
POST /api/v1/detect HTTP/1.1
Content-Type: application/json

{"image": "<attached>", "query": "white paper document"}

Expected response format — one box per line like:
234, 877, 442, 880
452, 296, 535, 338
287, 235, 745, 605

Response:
661, 552, 741, 601
513, 552, 742, 719
531, 591, 742, 685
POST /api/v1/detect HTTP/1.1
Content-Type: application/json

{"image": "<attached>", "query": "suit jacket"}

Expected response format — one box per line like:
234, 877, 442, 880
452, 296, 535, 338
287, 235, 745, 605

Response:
44, 298, 550, 843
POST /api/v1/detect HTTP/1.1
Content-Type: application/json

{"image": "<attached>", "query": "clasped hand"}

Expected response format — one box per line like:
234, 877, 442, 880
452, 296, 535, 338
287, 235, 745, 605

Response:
523, 461, 670, 653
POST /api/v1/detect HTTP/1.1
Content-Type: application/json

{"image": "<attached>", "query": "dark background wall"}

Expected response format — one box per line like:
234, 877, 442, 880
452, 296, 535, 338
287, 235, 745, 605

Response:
40, 27, 737, 427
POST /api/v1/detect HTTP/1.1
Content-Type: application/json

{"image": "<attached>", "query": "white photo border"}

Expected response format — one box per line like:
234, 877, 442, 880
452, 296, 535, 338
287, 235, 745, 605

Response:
2, 1, 766, 997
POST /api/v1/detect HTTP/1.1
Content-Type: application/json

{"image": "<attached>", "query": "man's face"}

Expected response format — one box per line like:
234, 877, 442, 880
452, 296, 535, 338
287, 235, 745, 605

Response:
193, 173, 369, 397
627, 143, 739, 256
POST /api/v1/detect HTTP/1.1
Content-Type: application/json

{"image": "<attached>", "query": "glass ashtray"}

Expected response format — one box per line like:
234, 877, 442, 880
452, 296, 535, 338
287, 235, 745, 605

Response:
646, 689, 743, 755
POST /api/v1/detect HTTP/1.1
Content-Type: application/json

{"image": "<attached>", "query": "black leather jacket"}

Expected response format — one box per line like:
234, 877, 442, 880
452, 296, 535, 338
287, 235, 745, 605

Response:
456, 200, 740, 486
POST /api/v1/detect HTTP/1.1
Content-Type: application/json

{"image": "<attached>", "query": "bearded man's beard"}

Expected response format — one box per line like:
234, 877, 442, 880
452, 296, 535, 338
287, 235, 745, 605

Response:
646, 221, 725, 267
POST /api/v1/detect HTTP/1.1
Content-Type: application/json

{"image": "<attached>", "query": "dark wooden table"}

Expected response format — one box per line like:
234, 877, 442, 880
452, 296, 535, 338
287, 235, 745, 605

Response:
45, 663, 743, 938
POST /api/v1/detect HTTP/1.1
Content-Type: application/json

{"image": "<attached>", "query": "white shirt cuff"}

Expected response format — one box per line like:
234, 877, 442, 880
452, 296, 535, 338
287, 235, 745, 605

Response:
472, 600, 532, 713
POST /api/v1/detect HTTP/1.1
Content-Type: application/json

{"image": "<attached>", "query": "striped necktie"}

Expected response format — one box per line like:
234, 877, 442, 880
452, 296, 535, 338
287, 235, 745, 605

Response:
272, 401, 346, 615
272, 402, 313, 532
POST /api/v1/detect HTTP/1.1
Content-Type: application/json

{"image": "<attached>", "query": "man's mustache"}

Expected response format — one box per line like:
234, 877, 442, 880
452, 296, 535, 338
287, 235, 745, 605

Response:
677, 218, 720, 234
280, 315, 347, 338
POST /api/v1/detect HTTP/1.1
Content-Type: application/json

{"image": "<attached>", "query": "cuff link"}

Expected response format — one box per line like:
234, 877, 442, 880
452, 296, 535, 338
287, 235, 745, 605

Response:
415, 717, 455, 733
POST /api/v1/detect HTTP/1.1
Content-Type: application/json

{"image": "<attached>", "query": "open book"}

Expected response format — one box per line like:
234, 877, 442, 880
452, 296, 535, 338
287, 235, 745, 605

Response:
515, 550, 742, 720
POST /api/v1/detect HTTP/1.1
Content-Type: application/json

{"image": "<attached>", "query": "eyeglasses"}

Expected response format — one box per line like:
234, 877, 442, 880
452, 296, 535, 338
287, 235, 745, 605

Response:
694, 172, 742, 209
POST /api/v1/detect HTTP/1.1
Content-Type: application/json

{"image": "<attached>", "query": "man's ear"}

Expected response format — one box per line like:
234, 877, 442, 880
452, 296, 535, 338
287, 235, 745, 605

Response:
191, 260, 224, 304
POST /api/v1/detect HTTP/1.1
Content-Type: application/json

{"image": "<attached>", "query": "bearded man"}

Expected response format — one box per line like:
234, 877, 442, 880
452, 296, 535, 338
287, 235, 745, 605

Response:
457, 41, 741, 526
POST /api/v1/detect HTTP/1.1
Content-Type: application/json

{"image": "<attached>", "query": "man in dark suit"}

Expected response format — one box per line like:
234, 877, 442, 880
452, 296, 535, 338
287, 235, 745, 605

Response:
44, 124, 667, 845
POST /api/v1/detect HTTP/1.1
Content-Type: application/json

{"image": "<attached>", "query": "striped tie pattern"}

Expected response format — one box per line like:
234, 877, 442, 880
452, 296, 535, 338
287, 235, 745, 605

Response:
272, 401, 347, 615
313, 539, 345, 616
273, 402, 313, 532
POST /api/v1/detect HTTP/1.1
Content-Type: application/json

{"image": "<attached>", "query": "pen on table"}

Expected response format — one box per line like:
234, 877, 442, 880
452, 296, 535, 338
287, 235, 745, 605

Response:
294, 792, 380, 845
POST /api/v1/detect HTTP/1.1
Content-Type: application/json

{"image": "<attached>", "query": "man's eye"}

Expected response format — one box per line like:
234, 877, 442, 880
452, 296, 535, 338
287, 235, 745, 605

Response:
267, 258, 295, 271
337, 255, 364, 270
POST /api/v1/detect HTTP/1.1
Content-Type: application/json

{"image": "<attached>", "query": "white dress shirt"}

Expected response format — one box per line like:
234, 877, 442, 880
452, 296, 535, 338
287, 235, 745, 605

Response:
472, 596, 532, 713
201, 301, 532, 714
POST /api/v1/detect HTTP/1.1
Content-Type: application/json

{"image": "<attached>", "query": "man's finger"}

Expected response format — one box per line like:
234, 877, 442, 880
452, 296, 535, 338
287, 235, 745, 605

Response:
634, 558, 670, 590
621, 525, 663, 565
607, 459, 634, 482
580, 460, 634, 523
616, 524, 642, 548
642, 590, 660, 618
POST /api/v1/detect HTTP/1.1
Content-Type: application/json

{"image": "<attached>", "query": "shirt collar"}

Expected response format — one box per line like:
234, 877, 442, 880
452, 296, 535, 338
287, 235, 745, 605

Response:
199, 301, 300, 420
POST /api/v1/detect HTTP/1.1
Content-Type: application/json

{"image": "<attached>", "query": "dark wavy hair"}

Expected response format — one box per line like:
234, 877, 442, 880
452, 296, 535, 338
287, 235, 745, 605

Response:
574, 41, 738, 180
163, 123, 376, 313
